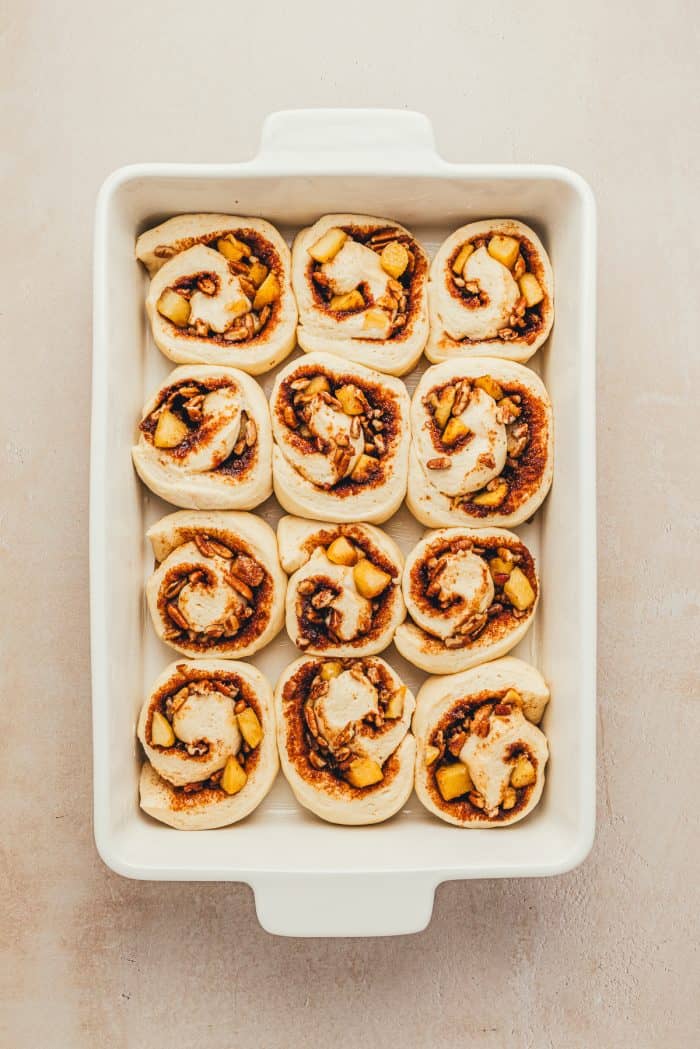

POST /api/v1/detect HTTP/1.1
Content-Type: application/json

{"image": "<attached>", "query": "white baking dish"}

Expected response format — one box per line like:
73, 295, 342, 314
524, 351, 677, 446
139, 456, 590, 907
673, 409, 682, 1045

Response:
91, 109, 596, 937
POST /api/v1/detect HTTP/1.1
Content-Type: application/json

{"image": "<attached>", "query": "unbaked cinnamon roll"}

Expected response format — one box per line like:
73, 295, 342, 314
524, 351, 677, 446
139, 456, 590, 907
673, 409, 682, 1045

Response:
407, 358, 553, 527
413, 657, 549, 827
278, 516, 405, 657
427, 219, 554, 363
275, 656, 416, 825
132, 365, 271, 509
145, 510, 285, 658
136, 214, 296, 375
292, 214, 429, 375
137, 659, 278, 830
270, 352, 410, 523
395, 527, 539, 674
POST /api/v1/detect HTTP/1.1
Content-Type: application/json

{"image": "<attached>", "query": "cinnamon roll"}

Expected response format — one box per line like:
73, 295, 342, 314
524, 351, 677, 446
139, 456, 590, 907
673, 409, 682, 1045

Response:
278, 516, 405, 657
292, 214, 429, 375
270, 352, 410, 523
395, 528, 539, 674
413, 657, 549, 827
132, 365, 272, 509
137, 659, 278, 829
145, 510, 285, 658
427, 219, 553, 363
136, 214, 296, 375
407, 358, 553, 527
275, 656, 416, 825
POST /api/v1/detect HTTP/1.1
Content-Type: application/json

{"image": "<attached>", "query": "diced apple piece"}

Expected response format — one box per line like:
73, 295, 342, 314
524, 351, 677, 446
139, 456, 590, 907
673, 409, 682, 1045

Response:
433, 386, 456, 430
320, 661, 342, 681
424, 745, 440, 766
151, 710, 175, 747
384, 686, 406, 720
488, 556, 513, 579
326, 536, 358, 566
510, 756, 536, 788
503, 567, 536, 610
248, 261, 268, 287
502, 786, 518, 810
362, 308, 390, 331
487, 235, 520, 269
226, 298, 250, 318
329, 289, 364, 311
154, 409, 189, 449
518, 272, 544, 307
435, 762, 473, 801
308, 227, 347, 263
497, 396, 521, 421
253, 271, 280, 310
217, 234, 249, 262
474, 375, 504, 401
513, 254, 527, 279
471, 481, 508, 507
452, 242, 474, 275
335, 384, 365, 415
304, 375, 331, 397
380, 240, 409, 278
156, 288, 191, 328
221, 754, 248, 795
345, 757, 383, 789
442, 417, 470, 446
353, 558, 392, 599
237, 707, 262, 749
503, 689, 522, 705
351, 454, 380, 483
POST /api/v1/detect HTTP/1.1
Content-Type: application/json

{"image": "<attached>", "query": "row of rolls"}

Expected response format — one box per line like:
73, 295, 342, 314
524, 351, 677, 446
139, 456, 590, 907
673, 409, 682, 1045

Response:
138, 510, 547, 830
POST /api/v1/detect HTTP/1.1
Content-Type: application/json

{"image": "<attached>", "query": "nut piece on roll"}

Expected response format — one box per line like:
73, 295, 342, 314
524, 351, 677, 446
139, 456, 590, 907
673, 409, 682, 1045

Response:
413, 657, 549, 827
136, 214, 297, 375
408, 358, 553, 528
395, 527, 539, 674
132, 365, 272, 510
137, 659, 278, 830
278, 516, 405, 658
292, 214, 429, 376
275, 655, 416, 825
145, 510, 286, 659
426, 219, 554, 364
270, 352, 410, 524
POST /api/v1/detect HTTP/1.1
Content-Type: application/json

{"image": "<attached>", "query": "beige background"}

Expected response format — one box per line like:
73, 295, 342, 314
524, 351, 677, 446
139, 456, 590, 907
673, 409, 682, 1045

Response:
2, 0, 699, 1046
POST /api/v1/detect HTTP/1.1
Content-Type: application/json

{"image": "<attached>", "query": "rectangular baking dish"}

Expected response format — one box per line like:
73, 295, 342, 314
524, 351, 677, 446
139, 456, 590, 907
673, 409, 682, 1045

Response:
91, 109, 597, 937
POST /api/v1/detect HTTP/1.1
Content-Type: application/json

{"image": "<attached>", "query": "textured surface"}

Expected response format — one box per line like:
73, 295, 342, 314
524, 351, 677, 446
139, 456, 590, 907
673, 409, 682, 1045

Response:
2, 1, 698, 1046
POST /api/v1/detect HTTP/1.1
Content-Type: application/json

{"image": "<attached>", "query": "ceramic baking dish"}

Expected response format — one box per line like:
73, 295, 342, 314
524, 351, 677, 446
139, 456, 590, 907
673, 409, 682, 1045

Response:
91, 109, 597, 937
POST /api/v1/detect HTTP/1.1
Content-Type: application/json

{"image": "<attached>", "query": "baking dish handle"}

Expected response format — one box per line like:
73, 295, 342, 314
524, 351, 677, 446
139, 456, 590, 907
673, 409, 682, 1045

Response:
253, 873, 437, 937
255, 108, 444, 172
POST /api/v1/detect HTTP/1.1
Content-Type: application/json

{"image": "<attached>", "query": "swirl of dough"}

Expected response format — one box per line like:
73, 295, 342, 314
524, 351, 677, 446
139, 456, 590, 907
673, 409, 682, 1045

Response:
145, 510, 286, 659
136, 214, 297, 376
275, 656, 416, 825
407, 358, 553, 528
270, 352, 410, 524
426, 219, 554, 364
394, 527, 539, 674
132, 365, 272, 510
292, 214, 429, 376
278, 516, 405, 657
413, 657, 549, 827
137, 660, 278, 830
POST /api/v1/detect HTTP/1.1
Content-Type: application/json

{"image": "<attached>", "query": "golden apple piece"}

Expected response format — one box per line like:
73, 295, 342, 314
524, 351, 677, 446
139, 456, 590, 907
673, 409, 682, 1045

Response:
150, 710, 175, 747
488, 556, 513, 579
335, 384, 365, 416
424, 745, 440, 767
487, 235, 520, 269
518, 272, 544, 307
156, 288, 191, 328
350, 453, 380, 483
252, 271, 280, 311
503, 688, 522, 705
308, 227, 347, 263
362, 307, 391, 332
384, 686, 406, 720
441, 417, 470, 446
248, 261, 269, 288
329, 289, 364, 311
353, 558, 392, 599
237, 707, 263, 749
153, 409, 189, 449
502, 786, 518, 810
473, 375, 504, 401
510, 756, 536, 789
471, 481, 508, 508
503, 567, 536, 610
513, 254, 527, 279
320, 661, 343, 681
217, 234, 249, 262
433, 386, 456, 430
221, 754, 248, 795
326, 536, 358, 566
345, 757, 384, 789
435, 762, 473, 801
226, 297, 250, 318
380, 240, 409, 278
452, 242, 475, 275
303, 375, 331, 397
